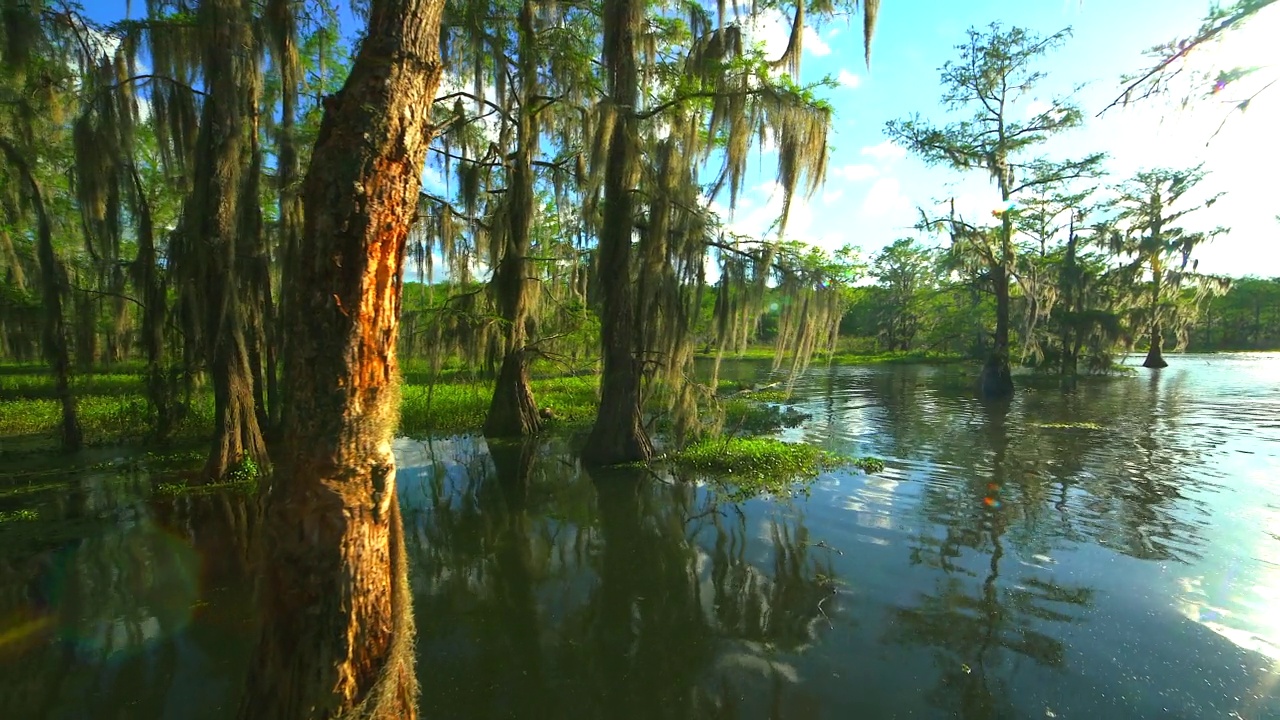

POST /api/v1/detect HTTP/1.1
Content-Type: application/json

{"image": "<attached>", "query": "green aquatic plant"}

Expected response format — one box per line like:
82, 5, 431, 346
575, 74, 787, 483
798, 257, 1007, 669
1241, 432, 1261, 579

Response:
0, 508, 38, 522
227, 457, 261, 484
748, 389, 793, 404
1032, 421, 1104, 430
852, 456, 887, 473
672, 437, 887, 502
672, 438, 845, 502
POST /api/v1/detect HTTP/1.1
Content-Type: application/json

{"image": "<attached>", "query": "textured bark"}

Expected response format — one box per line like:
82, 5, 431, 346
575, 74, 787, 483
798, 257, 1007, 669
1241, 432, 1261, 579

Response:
485, 350, 541, 437
584, 0, 653, 466
189, 0, 267, 480
237, 0, 444, 716
484, 0, 542, 439
0, 138, 82, 450
980, 264, 1015, 399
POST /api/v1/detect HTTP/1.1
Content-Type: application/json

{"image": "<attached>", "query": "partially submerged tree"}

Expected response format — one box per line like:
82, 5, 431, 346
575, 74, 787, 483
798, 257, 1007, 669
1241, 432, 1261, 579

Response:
238, 0, 446, 716
583, 0, 882, 464
1108, 166, 1230, 369
888, 23, 1103, 398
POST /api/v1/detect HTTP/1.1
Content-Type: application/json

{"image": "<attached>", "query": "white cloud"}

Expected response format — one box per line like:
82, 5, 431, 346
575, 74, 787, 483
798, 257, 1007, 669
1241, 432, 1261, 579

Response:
806, 29, 832, 57
830, 163, 879, 182
711, 179, 816, 241
860, 140, 907, 161
744, 9, 832, 62
837, 69, 862, 89
1024, 99, 1052, 120
861, 177, 911, 219
821, 188, 845, 205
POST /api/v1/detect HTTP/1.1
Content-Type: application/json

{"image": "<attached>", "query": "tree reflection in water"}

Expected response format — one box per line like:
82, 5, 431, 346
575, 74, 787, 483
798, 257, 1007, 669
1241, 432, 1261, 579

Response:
0, 474, 254, 719
401, 436, 841, 719
891, 400, 1094, 719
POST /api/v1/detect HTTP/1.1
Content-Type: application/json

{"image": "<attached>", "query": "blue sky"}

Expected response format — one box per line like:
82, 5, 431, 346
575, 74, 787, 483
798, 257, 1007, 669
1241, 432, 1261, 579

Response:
85, 0, 1278, 278
732, 0, 1280, 279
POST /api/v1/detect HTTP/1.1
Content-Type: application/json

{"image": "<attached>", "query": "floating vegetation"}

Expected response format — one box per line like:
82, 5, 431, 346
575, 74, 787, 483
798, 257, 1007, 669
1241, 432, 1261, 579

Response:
672, 438, 845, 502
155, 476, 256, 497
1032, 421, 1104, 430
0, 509, 38, 523
852, 456, 886, 473
92, 450, 205, 474
748, 389, 793, 404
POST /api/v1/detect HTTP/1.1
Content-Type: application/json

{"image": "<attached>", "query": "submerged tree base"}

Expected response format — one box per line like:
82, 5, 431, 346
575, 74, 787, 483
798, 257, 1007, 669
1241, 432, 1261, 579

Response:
483, 352, 542, 438
979, 355, 1015, 399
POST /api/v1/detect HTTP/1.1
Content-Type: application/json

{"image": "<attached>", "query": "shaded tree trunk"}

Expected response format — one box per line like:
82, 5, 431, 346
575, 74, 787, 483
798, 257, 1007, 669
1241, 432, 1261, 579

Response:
980, 264, 1014, 398
1143, 320, 1167, 368
1143, 267, 1168, 369
0, 138, 82, 450
237, 0, 444, 716
484, 0, 541, 439
128, 169, 174, 441
187, 0, 268, 480
584, 0, 653, 465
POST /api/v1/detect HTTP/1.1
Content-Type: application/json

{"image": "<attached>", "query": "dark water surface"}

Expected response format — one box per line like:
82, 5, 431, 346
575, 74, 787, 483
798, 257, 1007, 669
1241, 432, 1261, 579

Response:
3, 354, 1279, 719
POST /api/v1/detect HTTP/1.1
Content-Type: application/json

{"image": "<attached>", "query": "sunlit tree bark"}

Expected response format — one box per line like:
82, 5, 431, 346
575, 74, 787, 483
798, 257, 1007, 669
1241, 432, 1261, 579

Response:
237, 0, 445, 715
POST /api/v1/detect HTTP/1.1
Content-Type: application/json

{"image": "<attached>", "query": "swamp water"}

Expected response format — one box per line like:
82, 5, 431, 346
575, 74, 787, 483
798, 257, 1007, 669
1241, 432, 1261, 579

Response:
1, 354, 1278, 719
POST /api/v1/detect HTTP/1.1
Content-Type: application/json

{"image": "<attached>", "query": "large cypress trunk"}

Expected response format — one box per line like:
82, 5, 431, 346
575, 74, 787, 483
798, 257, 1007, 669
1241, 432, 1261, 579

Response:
189, 0, 267, 480
584, 0, 653, 466
484, 0, 541, 439
0, 139, 82, 450
237, 0, 444, 716
1142, 321, 1168, 368
980, 263, 1015, 398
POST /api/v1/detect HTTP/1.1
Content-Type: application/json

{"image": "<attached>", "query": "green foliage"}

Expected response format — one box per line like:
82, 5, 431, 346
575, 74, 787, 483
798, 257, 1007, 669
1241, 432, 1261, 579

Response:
852, 456, 887, 473
672, 437, 886, 502
0, 508, 38, 522
1193, 276, 1280, 350
672, 437, 843, 501
227, 457, 261, 484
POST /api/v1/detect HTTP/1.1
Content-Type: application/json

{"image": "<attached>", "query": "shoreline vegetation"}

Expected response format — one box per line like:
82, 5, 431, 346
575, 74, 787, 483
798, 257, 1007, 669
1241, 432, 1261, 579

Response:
6, 348, 1275, 457
0, 350, 967, 453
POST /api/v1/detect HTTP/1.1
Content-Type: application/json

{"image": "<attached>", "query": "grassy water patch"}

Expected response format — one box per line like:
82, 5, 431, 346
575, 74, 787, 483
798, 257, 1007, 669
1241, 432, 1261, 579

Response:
398, 375, 600, 437
696, 347, 965, 366
1032, 421, 1104, 430
672, 438, 888, 502
2, 362, 810, 447
672, 438, 838, 501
